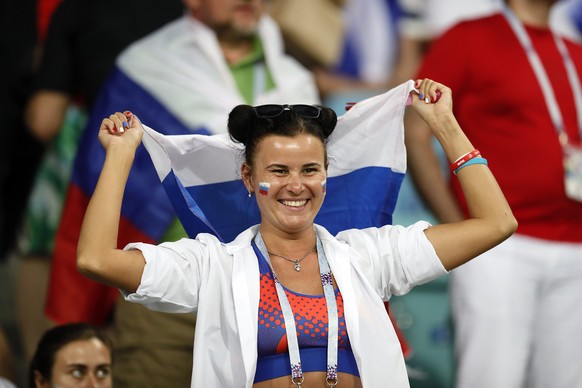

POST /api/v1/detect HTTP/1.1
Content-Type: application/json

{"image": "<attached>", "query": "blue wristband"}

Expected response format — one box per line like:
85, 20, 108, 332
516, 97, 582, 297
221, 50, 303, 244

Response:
454, 157, 488, 175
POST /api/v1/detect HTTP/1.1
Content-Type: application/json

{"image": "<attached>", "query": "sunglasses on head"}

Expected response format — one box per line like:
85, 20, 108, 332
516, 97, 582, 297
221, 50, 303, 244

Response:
253, 104, 321, 119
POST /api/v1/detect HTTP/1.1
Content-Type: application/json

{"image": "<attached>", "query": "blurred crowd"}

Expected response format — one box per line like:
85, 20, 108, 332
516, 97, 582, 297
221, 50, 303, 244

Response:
1, 0, 581, 387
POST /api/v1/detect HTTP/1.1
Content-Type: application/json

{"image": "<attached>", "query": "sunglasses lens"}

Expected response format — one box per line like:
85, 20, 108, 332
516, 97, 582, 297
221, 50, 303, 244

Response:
292, 105, 320, 118
254, 104, 320, 119
255, 105, 283, 118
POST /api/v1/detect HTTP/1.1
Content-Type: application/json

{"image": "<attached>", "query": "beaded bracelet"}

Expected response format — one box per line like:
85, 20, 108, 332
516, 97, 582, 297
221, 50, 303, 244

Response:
450, 149, 481, 173
454, 157, 488, 175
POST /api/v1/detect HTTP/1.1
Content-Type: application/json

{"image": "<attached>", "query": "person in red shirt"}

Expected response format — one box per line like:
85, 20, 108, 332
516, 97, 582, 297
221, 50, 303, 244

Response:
405, 0, 582, 387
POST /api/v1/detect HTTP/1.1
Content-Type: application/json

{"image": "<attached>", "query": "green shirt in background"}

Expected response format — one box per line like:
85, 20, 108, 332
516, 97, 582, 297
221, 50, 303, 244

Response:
229, 37, 275, 104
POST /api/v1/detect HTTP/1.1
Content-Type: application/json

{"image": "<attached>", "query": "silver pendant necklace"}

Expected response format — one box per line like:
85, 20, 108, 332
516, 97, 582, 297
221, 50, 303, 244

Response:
267, 245, 316, 272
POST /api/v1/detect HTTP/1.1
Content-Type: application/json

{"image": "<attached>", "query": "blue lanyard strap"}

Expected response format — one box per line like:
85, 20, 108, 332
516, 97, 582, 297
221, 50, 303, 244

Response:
254, 231, 339, 387
502, 6, 582, 145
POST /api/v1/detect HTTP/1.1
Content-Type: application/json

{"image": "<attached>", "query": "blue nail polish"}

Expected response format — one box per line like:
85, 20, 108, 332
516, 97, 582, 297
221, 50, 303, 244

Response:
419, 93, 424, 100
122, 121, 128, 128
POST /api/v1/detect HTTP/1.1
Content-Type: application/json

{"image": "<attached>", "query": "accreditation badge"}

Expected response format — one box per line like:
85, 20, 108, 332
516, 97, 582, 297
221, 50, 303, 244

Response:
564, 143, 582, 202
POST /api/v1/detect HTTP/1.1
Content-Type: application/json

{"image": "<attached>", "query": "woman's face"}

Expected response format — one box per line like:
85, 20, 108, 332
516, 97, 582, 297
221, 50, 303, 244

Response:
243, 133, 327, 236
40, 338, 112, 388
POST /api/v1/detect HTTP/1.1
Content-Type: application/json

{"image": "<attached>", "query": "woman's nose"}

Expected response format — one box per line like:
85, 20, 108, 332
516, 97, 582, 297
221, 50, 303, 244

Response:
86, 374, 105, 388
286, 173, 304, 193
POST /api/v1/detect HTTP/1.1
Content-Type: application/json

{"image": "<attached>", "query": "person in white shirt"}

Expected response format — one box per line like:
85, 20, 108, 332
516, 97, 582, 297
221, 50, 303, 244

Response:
77, 79, 516, 387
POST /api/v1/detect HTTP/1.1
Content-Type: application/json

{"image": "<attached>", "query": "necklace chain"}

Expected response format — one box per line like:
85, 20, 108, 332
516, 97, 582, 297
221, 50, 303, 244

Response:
267, 245, 316, 272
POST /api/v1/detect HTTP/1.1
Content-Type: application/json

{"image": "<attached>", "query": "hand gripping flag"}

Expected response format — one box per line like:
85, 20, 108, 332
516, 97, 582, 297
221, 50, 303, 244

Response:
141, 80, 415, 242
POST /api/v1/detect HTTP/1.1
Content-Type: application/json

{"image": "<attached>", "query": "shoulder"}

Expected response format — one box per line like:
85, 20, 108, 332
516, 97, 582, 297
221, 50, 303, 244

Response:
334, 221, 431, 246
432, 12, 505, 45
316, 221, 432, 253
168, 227, 257, 255
222, 225, 260, 254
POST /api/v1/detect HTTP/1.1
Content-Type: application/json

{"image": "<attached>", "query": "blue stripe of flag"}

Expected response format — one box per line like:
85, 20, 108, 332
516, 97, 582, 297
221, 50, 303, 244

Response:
164, 166, 404, 242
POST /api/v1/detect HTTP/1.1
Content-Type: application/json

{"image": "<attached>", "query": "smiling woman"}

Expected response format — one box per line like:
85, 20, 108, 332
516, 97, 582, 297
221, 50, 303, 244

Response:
30, 323, 112, 388
75, 79, 517, 387
238, 127, 330, 240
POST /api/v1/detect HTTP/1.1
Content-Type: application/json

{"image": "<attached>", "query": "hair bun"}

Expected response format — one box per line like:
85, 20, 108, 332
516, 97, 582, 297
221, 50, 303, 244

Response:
319, 106, 337, 139
228, 105, 255, 145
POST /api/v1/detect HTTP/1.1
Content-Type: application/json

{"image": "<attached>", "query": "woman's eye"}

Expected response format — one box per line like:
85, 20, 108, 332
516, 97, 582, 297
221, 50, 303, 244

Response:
96, 368, 111, 379
71, 368, 84, 379
271, 169, 287, 175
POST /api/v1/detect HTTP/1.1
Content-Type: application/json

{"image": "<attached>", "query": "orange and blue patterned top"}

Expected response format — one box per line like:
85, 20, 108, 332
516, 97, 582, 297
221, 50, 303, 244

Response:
254, 245, 359, 382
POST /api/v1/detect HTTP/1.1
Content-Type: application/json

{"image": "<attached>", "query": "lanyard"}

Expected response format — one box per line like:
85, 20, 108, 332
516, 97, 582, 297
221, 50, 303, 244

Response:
502, 7, 582, 146
254, 231, 339, 387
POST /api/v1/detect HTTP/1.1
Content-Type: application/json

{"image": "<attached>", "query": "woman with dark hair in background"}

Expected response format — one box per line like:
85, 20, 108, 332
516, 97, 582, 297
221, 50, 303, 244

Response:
30, 322, 112, 388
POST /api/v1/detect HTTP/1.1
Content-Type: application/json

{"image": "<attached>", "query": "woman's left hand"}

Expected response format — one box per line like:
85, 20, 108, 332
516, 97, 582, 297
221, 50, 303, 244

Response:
409, 79, 453, 130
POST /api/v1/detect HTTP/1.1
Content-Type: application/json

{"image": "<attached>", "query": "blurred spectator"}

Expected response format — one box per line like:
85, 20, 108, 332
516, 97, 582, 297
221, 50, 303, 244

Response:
405, 1, 582, 387
30, 323, 112, 388
314, 0, 407, 100
36, 0, 62, 42
0, 327, 16, 386
16, 0, 183, 362
0, 0, 43, 382
45, 0, 319, 386
269, 0, 417, 101
0, 0, 44, 260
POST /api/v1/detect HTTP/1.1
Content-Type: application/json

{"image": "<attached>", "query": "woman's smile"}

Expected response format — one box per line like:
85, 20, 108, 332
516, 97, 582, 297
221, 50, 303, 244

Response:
279, 199, 309, 208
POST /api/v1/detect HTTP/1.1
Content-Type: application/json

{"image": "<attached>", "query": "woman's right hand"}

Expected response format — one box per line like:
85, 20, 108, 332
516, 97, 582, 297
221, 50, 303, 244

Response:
98, 111, 143, 152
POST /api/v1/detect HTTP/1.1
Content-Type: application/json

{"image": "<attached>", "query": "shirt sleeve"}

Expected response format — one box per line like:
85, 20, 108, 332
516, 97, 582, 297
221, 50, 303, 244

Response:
337, 221, 448, 298
120, 238, 210, 314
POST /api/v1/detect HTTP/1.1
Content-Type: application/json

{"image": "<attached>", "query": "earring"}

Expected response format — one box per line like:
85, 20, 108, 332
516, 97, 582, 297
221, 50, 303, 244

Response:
248, 191, 253, 197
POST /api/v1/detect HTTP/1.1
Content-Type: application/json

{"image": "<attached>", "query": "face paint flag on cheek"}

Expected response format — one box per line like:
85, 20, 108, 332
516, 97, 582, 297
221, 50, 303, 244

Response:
321, 179, 327, 195
259, 182, 270, 196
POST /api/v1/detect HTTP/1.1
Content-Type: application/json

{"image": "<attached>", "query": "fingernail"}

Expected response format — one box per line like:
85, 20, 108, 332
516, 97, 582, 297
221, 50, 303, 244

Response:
425, 97, 430, 104
122, 121, 128, 128
119, 127, 125, 134
419, 93, 424, 100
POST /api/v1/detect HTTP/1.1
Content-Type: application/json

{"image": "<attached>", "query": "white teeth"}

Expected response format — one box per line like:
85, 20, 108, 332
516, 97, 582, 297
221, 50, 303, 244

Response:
281, 200, 307, 207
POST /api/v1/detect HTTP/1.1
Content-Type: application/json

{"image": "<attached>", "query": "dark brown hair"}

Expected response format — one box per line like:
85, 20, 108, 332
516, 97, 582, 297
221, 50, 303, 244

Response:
227, 104, 337, 167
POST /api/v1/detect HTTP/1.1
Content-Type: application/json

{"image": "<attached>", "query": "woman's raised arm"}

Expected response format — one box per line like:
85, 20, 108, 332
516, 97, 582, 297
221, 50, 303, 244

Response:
409, 79, 518, 271
76, 112, 147, 293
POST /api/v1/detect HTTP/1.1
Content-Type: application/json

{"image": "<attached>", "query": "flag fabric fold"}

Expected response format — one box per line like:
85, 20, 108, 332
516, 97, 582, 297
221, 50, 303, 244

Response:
141, 80, 415, 243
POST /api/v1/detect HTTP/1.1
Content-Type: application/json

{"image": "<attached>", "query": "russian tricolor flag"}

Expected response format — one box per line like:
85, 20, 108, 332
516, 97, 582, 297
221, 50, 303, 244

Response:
141, 81, 414, 243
